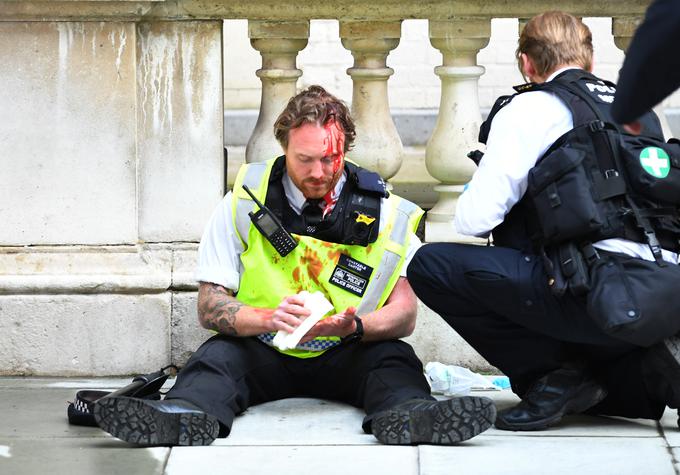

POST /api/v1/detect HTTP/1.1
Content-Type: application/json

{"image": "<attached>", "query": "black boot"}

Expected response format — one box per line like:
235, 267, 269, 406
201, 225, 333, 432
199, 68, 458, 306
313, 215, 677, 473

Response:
371, 396, 496, 445
93, 396, 220, 447
495, 368, 607, 431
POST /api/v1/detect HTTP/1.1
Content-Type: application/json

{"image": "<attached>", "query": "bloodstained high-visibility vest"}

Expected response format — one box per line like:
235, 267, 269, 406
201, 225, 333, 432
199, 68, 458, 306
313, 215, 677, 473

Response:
231, 157, 423, 358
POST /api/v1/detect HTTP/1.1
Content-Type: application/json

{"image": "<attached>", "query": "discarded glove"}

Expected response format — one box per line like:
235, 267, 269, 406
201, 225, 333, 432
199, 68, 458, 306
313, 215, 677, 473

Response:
425, 362, 500, 396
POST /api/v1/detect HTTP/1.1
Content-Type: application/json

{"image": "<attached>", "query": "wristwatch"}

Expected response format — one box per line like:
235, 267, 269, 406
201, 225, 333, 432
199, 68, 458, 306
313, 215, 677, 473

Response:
341, 316, 364, 344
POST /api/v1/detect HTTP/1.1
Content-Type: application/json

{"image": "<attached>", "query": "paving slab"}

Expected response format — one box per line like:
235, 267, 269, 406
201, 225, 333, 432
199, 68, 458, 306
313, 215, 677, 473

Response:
166, 446, 418, 475
216, 398, 375, 446
0, 378, 141, 439
1, 377, 677, 475
0, 439, 168, 475
419, 436, 676, 475
660, 407, 680, 446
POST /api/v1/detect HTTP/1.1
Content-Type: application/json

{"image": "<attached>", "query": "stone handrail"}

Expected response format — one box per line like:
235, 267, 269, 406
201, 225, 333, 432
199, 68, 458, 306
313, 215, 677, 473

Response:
0, 1, 650, 21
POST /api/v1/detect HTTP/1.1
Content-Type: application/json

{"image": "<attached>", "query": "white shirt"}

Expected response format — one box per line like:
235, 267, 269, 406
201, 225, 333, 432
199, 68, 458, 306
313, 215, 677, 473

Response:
196, 169, 422, 291
455, 67, 679, 264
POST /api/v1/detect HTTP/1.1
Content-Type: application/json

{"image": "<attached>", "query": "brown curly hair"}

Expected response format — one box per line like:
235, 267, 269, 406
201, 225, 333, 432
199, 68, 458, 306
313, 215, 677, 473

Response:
274, 85, 356, 153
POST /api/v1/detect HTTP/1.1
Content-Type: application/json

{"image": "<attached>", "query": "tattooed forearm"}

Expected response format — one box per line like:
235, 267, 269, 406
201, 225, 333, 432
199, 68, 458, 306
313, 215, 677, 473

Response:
198, 283, 244, 336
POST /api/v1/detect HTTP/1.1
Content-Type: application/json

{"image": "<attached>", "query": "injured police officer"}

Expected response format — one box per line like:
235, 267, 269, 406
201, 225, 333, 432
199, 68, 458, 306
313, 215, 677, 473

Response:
93, 85, 496, 446
408, 11, 680, 431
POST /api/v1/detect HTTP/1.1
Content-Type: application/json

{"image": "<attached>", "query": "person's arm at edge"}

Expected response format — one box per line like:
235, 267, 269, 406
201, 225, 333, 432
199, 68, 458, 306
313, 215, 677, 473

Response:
612, 0, 680, 125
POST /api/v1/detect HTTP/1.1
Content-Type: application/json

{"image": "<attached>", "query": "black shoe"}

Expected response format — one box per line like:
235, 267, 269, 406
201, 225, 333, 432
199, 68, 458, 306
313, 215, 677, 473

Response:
495, 368, 607, 431
93, 396, 220, 447
371, 397, 496, 445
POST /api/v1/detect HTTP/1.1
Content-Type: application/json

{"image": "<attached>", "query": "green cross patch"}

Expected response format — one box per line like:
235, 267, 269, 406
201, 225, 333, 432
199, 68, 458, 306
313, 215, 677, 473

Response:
639, 147, 671, 179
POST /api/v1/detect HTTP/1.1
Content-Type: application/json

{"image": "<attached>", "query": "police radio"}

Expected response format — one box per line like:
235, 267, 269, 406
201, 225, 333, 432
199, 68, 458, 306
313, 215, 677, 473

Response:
242, 184, 298, 257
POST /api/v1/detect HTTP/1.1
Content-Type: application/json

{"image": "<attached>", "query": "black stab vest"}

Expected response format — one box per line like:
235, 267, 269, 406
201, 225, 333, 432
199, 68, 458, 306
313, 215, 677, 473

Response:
264, 156, 387, 247
477, 69, 680, 257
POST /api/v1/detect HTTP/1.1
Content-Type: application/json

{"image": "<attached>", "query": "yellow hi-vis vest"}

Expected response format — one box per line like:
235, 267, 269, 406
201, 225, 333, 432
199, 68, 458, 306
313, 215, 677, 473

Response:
232, 158, 423, 358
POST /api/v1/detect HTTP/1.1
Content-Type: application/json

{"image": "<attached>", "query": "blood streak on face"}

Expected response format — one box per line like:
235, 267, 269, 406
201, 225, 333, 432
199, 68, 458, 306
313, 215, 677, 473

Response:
320, 118, 346, 213
324, 118, 345, 177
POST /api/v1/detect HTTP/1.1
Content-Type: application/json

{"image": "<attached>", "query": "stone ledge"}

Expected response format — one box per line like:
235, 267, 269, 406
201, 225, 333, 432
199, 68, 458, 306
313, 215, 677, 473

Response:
0, 244, 199, 294
0, 293, 171, 376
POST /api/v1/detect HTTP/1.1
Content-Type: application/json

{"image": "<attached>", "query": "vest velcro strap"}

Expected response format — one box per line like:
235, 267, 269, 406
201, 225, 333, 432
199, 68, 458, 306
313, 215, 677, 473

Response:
593, 172, 626, 200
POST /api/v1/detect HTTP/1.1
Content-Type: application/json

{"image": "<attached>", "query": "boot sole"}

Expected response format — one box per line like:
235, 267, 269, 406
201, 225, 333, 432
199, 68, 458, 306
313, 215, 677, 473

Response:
371, 396, 496, 445
494, 382, 608, 431
93, 397, 219, 447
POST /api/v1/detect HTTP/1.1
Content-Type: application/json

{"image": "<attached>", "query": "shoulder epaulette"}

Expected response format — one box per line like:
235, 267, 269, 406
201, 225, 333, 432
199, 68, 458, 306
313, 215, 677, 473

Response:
513, 82, 539, 93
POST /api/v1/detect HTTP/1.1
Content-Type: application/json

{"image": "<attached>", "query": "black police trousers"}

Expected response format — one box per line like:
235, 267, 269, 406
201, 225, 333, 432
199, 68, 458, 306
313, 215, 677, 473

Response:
164, 335, 433, 437
407, 242, 667, 420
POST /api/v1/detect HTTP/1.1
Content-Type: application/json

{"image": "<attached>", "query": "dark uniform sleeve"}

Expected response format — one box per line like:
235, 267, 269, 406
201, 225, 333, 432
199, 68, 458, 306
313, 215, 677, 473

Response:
611, 0, 680, 124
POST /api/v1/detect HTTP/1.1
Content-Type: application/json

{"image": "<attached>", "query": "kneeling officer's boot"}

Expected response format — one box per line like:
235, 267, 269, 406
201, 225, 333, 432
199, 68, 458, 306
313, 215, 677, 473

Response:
495, 368, 607, 431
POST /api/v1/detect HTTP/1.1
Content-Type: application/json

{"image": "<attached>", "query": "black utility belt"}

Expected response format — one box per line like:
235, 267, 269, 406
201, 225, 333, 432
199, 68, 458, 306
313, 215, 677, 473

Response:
546, 242, 680, 347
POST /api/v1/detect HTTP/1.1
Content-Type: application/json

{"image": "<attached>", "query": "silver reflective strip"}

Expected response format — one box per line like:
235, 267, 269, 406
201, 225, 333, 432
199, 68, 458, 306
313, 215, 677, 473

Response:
356, 249, 401, 315
235, 163, 268, 245
389, 198, 419, 246
356, 199, 418, 315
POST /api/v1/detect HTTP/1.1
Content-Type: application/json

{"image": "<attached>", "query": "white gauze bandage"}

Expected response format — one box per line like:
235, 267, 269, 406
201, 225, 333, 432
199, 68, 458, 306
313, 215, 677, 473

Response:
272, 291, 334, 351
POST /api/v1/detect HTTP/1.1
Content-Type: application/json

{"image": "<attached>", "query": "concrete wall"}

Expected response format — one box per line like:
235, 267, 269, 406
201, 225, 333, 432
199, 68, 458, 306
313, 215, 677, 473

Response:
0, 20, 224, 375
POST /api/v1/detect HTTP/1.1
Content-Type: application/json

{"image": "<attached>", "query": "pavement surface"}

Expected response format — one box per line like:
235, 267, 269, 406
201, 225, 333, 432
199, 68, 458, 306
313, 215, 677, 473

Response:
1, 376, 679, 475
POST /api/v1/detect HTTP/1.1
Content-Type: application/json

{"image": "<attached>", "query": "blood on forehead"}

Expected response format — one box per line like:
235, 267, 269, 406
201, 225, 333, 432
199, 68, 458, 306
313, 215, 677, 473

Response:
323, 119, 345, 175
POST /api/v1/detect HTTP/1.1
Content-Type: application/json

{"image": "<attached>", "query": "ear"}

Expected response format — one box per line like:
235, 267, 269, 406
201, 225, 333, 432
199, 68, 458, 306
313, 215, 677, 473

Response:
520, 53, 538, 82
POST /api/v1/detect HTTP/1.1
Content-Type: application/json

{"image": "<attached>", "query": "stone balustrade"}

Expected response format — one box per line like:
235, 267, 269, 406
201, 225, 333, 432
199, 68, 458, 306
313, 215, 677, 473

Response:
0, 0, 652, 375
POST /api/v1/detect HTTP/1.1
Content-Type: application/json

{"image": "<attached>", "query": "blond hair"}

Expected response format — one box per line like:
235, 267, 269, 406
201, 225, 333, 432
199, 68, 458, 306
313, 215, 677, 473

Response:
274, 85, 356, 153
517, 11, 593, 79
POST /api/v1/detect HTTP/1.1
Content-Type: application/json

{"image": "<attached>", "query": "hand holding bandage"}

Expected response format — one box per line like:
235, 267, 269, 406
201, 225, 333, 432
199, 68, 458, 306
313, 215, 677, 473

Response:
272, 291, 334, 351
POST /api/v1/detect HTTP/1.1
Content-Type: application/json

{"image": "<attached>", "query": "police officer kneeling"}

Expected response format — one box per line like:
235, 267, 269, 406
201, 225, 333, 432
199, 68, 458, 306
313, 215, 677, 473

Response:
92, 85, 496, 446
408, 11, 680, 431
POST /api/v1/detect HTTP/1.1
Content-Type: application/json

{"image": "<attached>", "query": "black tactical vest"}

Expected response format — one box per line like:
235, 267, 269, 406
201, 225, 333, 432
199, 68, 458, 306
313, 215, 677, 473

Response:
264, 156, 388, 247
477, 69, 680, 262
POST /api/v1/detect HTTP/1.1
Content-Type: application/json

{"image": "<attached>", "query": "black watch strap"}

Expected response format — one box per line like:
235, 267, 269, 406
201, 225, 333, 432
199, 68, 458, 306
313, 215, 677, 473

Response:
341, 316, 363, 344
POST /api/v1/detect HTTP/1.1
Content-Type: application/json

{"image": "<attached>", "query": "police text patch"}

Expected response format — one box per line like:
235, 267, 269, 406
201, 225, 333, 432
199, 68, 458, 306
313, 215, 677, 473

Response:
329, 254, 374, 297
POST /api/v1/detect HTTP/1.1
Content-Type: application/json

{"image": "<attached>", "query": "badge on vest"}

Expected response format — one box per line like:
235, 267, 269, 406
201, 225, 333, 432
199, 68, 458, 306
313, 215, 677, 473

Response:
583, 80, 615, 104
329, 254, 374, 297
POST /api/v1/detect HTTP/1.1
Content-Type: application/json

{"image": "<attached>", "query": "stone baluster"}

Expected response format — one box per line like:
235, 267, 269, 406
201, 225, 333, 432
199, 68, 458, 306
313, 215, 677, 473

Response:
340, 21, 403, 180
612, 16, 640, 51
246, 21, 309, 163
612, 16, 673, 139
424, 19, 491, 242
